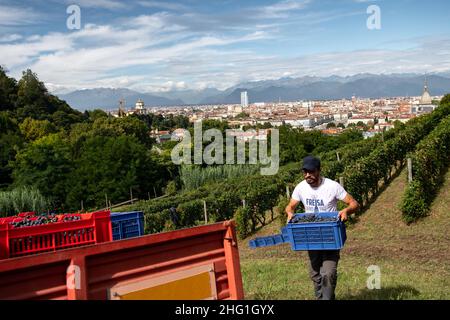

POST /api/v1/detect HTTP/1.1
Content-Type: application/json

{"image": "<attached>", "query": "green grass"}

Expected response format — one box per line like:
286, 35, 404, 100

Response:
238, 168, 450, 300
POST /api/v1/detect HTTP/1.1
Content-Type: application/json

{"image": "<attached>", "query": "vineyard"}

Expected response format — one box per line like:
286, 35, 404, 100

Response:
240, 167, 450, 299
400, 115, 450, 223
120, 100, 450, 237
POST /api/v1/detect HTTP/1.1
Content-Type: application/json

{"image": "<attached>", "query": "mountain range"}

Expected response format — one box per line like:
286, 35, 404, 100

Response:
57, 73, 450, 110
57, 88, 185, 111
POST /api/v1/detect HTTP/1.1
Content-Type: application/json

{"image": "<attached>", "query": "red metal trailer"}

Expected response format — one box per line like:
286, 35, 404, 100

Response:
0, 220, 244, 300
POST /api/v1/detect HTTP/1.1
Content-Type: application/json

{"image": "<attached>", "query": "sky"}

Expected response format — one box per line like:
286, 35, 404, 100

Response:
1, 0, 450, 93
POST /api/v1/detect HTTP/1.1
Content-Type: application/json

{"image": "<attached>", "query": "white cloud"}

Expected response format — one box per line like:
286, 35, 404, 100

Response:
0, 5, 41, 26
137, 1, 188, 11
264, 0, 311, 13
1, 3, 449, 93
156, 80, 187, 92
1, 32, 73, 69
1, 10, 271, 91
0, 34, 22, 42
259, 0, 311, 18
62, 0, 126, 10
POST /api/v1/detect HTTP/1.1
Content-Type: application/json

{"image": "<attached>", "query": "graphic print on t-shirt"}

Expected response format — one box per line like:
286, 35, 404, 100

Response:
305, 195, 325, 213
291, 178, 348, 213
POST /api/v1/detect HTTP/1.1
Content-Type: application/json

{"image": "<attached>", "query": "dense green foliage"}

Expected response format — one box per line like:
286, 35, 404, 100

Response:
342, 103, 450, 208
278, 126, 363, 165
400, 115, 450, 223
319, 122, 405, 181
0, 112, 23, 189
0, 67, 178, 214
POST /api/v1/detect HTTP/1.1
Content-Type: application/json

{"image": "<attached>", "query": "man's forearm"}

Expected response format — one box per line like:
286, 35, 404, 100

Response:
285, 205, 295, 215
344, 201, 359, 215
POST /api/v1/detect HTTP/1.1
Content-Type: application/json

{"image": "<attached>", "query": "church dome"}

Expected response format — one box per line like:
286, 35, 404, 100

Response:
420, 82, 432, 104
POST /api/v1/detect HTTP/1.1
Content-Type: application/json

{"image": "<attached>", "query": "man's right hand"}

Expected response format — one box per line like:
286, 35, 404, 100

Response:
285, 198, 300, 223
287, 212, 294, 223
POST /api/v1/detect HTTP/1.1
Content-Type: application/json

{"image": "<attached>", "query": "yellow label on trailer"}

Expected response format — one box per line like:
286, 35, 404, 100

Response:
109, 264, 217, 300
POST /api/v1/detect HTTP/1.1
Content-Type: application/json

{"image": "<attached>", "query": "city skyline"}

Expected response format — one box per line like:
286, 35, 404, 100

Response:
1, 0, 450, 94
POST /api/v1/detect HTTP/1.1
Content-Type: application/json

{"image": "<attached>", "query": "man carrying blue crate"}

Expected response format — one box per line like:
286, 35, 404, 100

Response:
285, 155, 359, 300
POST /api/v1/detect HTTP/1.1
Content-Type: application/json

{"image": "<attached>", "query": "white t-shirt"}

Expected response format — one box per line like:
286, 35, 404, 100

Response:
291, 177, 348, 213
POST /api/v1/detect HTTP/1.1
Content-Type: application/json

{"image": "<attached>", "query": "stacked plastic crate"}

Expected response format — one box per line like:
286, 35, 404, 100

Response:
0, 210, 112, 259
110, 211, 145, 241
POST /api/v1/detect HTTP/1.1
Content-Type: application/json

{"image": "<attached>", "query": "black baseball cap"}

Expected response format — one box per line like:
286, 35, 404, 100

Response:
302, 155, 321, 171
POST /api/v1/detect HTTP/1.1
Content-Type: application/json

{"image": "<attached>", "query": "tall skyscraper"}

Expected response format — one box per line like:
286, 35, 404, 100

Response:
241, 91, 248, 108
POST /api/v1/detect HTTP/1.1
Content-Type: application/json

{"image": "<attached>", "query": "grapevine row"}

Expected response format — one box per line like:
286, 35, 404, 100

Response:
400, 115, 450, 223
341, 104, 450, 208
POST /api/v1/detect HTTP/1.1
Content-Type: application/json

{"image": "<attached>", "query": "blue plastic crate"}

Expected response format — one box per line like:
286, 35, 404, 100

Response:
110, 211, 144, 241
286, 212, 346, 250
249, 234, 288, 248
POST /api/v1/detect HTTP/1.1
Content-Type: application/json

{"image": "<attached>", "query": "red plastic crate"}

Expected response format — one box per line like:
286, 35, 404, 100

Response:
0, 210, 112, 260
0, 212, 35, 224
17, 212, 36, 218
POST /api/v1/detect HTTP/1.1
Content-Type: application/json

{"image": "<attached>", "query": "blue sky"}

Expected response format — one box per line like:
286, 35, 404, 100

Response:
1, 0, 449, 93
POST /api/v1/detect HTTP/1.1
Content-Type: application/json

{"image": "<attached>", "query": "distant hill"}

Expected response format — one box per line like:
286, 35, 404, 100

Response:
57, 73, 450, 110
58, 88, 184, 110
199, 74, 450, 104
155, 88, 222, 105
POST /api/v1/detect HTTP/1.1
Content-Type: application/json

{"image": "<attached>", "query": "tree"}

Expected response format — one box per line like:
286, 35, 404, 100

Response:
200, 119, 230, 133
338, 128, 363, 143
19, 117, 57, 141
337, 123, 345, 129
90, 116, 154, 148
278, 125, 309, 164
440, 94, 450, 106
326, 122, 336, 128
234, 112, 250, 119
66, 135, 163, 210
87, 109, 108, 122
0, 66, 17, 111
173, 115, 190, 129
0, 112, 23, 189
51, 109, 83, 130
116, 116, 153, 148
15, 69, 83, 124
16, 69, 51, 120
356, 121, 368, 130
12, 133, 72, 207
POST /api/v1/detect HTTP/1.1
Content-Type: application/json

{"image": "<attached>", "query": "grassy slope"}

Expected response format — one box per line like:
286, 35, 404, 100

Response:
238, 168, 450, 300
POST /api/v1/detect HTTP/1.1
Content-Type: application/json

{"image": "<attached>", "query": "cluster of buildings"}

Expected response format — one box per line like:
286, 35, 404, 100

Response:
109, 82, 443, 143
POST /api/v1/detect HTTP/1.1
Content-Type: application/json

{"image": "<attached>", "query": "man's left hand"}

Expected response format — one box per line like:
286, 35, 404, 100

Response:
338, 210, 348, 221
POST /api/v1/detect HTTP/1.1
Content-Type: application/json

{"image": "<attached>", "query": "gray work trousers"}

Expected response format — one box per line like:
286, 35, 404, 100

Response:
307, 250, 340, 300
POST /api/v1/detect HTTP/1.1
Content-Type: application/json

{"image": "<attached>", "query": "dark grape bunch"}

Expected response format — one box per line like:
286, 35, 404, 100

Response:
9, 214, 81, 228
291, 214, 337, 224
63, 215, 81, 222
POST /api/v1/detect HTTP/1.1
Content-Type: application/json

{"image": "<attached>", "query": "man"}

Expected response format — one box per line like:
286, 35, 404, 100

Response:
285, 155, 359, 300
